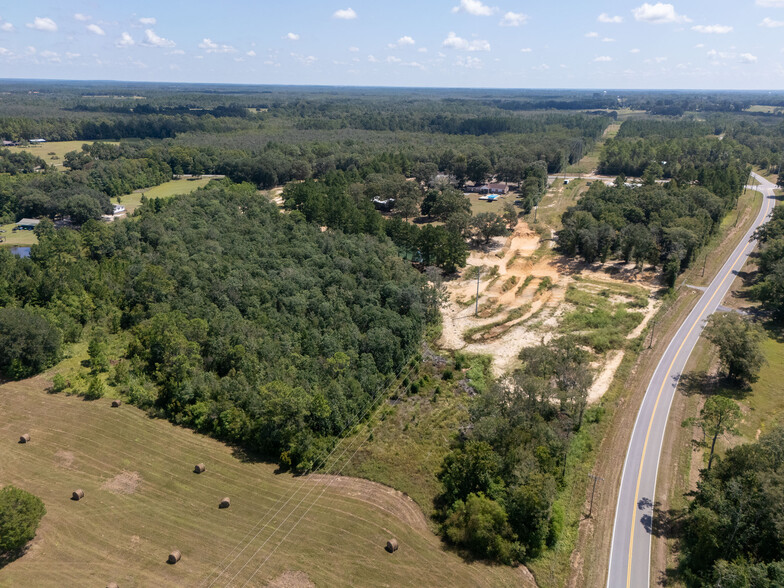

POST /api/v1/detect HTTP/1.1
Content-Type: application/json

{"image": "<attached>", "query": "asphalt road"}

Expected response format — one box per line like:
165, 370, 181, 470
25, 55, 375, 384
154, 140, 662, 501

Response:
607, 172, 778, 588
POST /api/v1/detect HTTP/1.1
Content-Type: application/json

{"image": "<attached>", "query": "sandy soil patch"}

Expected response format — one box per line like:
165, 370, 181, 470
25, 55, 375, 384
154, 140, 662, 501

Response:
439, 217, 659, 401
101, 470, 142, 495
54, 450, 74, 468
266, 570, 316, 588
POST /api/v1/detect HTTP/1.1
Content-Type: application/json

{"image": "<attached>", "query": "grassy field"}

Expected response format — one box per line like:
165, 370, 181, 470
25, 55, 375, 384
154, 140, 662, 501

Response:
564, 122, 621, 175
467, 193, 513, 216
0, 368, 530, 587
112, 177, 214, 214
4, 141, 116, 170
745, 105, 782, 114
0, 224, 38, 247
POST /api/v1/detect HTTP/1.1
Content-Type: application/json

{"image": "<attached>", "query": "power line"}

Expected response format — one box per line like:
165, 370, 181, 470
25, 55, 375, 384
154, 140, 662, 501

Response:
203, 357, 422, 587
237, 370, 423, 587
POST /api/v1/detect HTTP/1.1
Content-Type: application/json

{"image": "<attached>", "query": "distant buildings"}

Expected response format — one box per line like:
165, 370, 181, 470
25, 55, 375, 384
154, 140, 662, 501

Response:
466, 182, 509, 195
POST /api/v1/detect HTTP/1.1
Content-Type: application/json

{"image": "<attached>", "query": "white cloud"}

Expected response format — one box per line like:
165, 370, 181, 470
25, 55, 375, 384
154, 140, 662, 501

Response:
368, 54, 378, 62
139, 17, 156, 25
246, 50, 256, 56
333, 8, 357, 20
0, 47, 11, 56
455, 55, 483, 68
74, 13, 90, 21
760, 17, 784, 27
86, 24, 105, 36
757, 0, 784, 5
442, 32, 490, 51
594, 55, 613, 62
632, 3, 690, 24
532, 63, 550, 71
598, 13, 623, 23
692, 24, 732, 34
116, 32, 134, 47
520, 47, 532, 52
169, 49, 185, 55
585, 31, 599, 38
40, 50, 60, 62
349, 46, 359, 52
694, 43, 704, 48
500, 12, 528, 26
452, 0, 496, 16
199, 38, 236, 53
66, 51, 80, 59
142, 29, 175, 48
739, 52, 758, 63
285, 32, 300, 40
0, 20, 14, 32
291, 52, 316, 65
26, 17, 57, 32
630, 48, 641, 53
418, 47, 428, 53
397, 35, 415, 46
602, 37, 615, 42
386, 56, 402, 63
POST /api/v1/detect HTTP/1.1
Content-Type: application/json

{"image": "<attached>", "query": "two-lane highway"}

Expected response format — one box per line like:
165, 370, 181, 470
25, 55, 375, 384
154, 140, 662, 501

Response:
607, 172, 778, 588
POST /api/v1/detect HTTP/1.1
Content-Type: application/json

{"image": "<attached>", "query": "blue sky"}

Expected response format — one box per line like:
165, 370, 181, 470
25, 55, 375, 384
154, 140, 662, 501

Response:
0, 1, 782, 89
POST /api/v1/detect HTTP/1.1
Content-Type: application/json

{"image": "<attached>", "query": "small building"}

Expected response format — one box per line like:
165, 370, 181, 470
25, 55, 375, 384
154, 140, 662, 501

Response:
372, 198, 395, 212
29, 138, 46, 143
113, 204, 126, 215
471, 182, 510, 195
15, 218, 40, 231
2, 140, 19, 147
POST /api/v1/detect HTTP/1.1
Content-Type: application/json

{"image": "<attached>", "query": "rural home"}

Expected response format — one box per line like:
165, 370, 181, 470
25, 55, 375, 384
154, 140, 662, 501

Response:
14, 218, 40, 231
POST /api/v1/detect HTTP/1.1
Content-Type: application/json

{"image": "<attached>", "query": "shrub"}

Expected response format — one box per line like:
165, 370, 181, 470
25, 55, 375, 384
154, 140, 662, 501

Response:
50, 373, 68, 393
0, 485, 46, 556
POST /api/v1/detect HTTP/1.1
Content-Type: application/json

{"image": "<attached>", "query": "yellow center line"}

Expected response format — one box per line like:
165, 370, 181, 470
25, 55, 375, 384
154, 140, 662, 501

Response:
625, 192, 769, 587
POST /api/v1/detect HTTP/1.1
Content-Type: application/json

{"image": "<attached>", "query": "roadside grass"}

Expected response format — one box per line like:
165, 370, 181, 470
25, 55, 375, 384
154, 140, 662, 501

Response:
0, 224, 38, 247
527, 179, 586, 233
112, 177, 213, 214
0, 354, 526, 587
5, 140, 117, 169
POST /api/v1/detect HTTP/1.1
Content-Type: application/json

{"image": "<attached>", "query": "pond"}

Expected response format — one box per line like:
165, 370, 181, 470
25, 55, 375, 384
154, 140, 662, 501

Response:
10, 246, 31, 258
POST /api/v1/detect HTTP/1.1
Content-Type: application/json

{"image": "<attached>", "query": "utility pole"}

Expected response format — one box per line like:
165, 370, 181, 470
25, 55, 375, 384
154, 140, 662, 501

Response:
534, 205, 538, 223
702, 253, 707, 277
475, 267, 481, 317
587, 473, 604, 518
648, 320, 656, 349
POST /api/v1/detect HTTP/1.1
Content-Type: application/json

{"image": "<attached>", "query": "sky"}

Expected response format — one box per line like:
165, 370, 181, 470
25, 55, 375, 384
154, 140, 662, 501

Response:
0, 1, 783, 89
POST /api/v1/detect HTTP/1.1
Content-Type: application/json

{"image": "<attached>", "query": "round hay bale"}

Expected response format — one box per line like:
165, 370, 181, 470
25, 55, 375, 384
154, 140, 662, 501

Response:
72, 489, 84, 501
194, 463, 206, 474
219, 497, 231, 509
386, 538, 399, 553
168, 550, 181, 564
106, 583, 119, 588
111, 399, 122, 408
19, 433, 30, 444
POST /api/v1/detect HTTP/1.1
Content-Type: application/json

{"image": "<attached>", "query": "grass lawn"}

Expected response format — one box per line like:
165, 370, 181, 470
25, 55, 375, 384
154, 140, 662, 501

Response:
112, 177, 214, 214
0, 359, 528, 587
0, 223, 38, 247
467, 192, 513, 216
5, 141, 117, 170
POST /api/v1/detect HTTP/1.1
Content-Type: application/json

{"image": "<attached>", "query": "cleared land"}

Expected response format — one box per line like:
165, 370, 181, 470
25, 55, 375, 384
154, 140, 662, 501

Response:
564, 122, 621, 175
0, 224, 38, 247
112, 177, 215, 214
0, 372, 531, 588
4, 141, 117, 169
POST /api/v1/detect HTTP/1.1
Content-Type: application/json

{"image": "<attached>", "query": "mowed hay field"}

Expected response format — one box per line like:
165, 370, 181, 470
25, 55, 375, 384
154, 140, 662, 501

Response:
112, 177, 215, 214
0, 375, 531, 588
5, 141, 117, 169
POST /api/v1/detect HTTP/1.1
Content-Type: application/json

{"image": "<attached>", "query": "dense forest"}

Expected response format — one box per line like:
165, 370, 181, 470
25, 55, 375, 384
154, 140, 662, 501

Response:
0, 183, 437, 470
680, 426, 784, 586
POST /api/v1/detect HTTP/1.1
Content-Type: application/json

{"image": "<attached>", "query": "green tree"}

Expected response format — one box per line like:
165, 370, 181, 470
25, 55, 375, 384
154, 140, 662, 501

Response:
470, 212, 507, 244
684, 396, 741, 471
87, 336, 109, 374
443, 493, 522, 564
0, 485, 46, 556
466, 155, 492, 184
703, 312, 767, 384
0, 308, 61, 379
